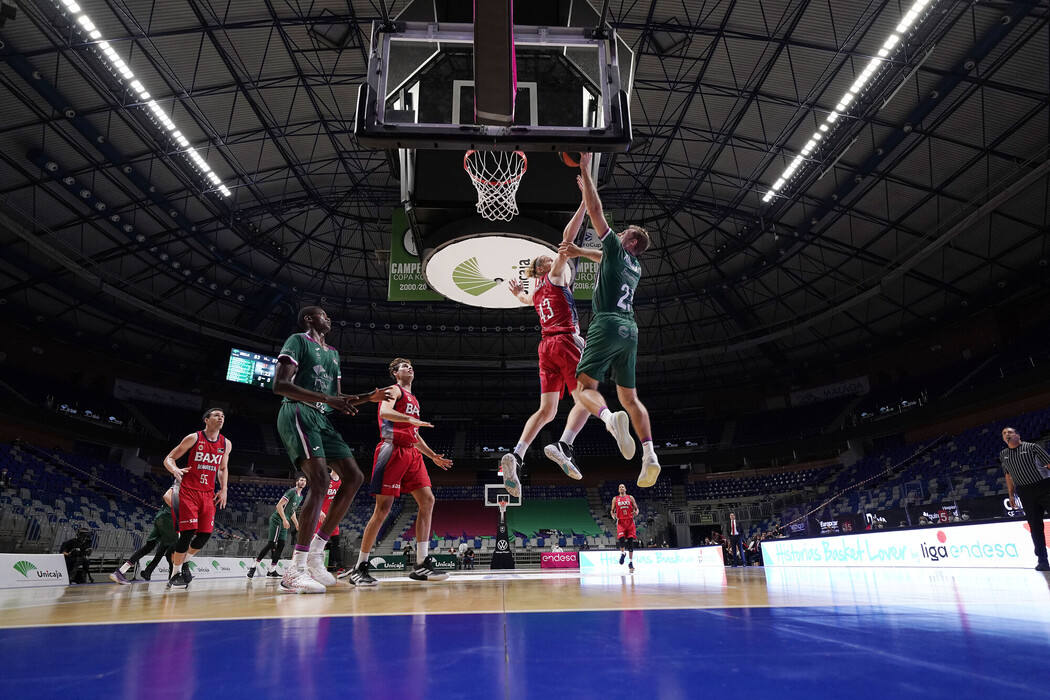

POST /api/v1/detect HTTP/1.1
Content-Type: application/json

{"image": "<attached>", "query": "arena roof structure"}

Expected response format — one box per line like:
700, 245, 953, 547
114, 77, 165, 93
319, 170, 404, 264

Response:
1, 0, 1047, 391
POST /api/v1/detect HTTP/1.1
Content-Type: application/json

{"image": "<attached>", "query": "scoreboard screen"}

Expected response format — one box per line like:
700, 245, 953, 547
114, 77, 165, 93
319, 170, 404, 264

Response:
226, 348, 278, 389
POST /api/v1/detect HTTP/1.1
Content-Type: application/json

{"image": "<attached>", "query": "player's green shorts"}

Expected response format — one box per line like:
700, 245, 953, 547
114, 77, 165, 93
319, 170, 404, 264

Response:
277, 402, 354, 467
576, 313, 638, 388
266, 515, 290, 542
148, 509, 177, 546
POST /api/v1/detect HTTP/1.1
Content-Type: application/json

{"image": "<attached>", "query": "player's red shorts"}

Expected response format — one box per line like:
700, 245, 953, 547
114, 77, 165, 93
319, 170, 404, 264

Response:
369, 442, 431, 498
617, 519, 637, 541
175, 486, 215, 533
317, 507, 340, 536
538, 333, 584, 396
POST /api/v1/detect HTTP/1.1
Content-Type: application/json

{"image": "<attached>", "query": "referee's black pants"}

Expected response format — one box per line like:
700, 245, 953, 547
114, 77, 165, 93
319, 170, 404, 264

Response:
1017, 477, 1050, 562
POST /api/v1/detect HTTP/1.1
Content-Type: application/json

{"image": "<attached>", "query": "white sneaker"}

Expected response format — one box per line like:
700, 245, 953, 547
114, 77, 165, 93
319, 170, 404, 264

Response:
637, 452, 661, 488
307, 555, 337, 587
606, 411, 636, 460
543, 442, 582, 480
279, 566, 326, 594
500, 452, 522, 497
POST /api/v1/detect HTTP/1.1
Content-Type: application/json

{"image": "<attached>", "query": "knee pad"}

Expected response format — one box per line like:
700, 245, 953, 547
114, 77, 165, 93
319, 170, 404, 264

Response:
626, 538, 635, 553
190, 531, 211, 550
175, 531, 195, 554
617, 536, 628, 549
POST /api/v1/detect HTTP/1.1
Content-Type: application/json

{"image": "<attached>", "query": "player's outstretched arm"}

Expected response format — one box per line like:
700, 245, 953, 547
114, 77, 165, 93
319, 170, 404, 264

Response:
559, 241, 602, 263
550, 193, 588, 284
274, 358, 356, 414
345, 386, 396, 407
578, 153, 610, 234
507, 279, 532, 304
415, 435, 452, 470
379, 387, 435, 427
164, 433, 197, 480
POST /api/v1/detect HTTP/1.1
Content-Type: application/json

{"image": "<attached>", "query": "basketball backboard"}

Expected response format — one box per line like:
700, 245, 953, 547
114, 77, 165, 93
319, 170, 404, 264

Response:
485, 483, 523, 507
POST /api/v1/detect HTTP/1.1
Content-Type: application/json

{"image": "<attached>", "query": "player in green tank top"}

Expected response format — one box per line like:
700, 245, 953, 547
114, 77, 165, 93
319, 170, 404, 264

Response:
556, 152, 661, 489
248, 477, 306, 578
273, 305, 392, 593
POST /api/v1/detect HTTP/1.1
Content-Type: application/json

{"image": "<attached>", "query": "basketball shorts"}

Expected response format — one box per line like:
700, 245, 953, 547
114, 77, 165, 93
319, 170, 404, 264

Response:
370, 442, 430, 498
266, 515, 290, 542
576, 313, 638, 388
277, 403, 354, 467
538, 333, 585, 396
148, 509, 177, 546
616, 520, 637, 541
176, 486, 215, 534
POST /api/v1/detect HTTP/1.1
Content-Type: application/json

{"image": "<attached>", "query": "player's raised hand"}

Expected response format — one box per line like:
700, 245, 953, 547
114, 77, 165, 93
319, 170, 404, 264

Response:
507, 279, 524, 295
558, 242, 584, 258
579, 152, 592, 169
409, 417, 435, 428
367, 387, 394, 403
431, 454, 453, 470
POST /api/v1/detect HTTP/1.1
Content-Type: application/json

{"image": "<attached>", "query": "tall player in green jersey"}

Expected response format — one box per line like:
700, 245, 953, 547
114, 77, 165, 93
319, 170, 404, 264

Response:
557, 153, 661, 488
274, 305, 391, 593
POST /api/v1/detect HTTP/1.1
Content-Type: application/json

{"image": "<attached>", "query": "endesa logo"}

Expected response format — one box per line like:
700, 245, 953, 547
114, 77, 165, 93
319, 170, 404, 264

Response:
920, 530, 1020, 563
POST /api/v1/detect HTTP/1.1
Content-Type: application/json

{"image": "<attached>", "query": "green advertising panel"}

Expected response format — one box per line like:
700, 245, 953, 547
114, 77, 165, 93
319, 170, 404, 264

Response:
571, 217, 613, 302
388, 209, 444, 302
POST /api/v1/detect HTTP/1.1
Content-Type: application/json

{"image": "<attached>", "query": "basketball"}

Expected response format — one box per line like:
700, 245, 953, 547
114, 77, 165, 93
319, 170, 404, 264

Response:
559, 151, 582, 167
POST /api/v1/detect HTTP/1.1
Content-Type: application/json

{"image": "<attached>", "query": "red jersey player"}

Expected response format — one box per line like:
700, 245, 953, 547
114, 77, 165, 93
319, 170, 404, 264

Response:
350, 358, 453, 586
317, 468, 344, 572
611, 483, 639, 572
162, 408, 231, 588
502, 177, 593, 495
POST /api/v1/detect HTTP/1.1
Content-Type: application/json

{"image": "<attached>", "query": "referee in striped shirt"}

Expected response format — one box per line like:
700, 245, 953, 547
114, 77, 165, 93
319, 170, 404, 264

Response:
999, 427, 1050, 571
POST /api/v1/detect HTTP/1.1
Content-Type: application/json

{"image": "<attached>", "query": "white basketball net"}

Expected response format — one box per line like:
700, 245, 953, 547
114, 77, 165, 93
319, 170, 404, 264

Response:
464, 150, 527, 222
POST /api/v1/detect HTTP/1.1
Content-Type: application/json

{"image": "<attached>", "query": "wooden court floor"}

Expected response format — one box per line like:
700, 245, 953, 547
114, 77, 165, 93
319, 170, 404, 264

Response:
3, 566, 1050, 698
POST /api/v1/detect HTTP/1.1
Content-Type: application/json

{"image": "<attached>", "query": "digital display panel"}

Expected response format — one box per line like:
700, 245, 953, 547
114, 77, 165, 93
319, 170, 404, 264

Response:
226, 348, 277, 389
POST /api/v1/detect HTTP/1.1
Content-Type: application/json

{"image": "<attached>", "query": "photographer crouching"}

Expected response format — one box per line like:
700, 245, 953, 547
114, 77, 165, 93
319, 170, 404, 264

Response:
60, 529, 95, 584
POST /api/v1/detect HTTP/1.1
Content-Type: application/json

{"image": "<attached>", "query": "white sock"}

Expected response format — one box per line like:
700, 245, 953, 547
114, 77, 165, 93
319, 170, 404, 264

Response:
513, 442, 528, 459
309, 534, 327, 555
417, 541, 429, 562
559, 428, 578, 445
292, 549, 308, 568
357, 550, 370, 567
643, 441, 657, 459
599, 408, 613, 425
119, 562, 132, 574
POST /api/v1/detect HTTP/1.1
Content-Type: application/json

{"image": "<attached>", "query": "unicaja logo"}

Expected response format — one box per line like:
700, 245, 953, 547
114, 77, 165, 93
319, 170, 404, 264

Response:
452, 257, 498, 296
186, 561, 197, 571
13, 560, 36, 577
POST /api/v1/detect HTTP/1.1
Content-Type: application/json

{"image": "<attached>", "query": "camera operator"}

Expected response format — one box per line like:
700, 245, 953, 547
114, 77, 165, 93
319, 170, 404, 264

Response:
60, 530, 94, 584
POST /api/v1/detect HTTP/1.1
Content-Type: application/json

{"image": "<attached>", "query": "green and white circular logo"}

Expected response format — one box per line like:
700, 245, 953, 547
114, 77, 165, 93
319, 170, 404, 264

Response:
423, 234, 556, 308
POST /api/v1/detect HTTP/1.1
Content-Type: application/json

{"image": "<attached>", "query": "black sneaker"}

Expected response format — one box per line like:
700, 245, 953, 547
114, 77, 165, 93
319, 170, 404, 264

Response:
409, 556, 449, 581
349, 562, 378, 587
629, 562, 635, 573
1036, 560, 1050, 572
247, 565, 256, 579
619, 552, 626, 565
267, 569, 280, 578
140, 570, 152, 582
166, 572, 187, 589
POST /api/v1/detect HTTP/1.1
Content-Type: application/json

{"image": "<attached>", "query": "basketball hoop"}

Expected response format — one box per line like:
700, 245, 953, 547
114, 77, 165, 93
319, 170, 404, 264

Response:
463, 150, 527, 222
496, 495, 510, 519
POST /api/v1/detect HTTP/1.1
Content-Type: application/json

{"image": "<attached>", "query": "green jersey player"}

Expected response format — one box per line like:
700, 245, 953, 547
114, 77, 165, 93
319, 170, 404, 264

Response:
557, 153, 661, 488
273, 305, 391, 593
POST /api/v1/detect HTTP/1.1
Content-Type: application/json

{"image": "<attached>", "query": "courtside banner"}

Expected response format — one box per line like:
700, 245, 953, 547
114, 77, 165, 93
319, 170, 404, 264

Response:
0, 553, 68, 588
579, 546, 724, 573
152, 556, 273, 580
541, 552, 579, 569
762, 519, 1050, 569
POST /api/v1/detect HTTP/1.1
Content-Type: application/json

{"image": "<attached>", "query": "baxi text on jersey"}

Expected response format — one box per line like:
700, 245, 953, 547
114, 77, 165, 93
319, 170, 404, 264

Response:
192, 452, 222, 467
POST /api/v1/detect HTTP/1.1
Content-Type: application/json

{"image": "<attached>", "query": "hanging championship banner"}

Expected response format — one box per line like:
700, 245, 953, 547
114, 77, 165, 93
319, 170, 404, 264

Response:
570, 215, 614, 302
388, 208, 444, 301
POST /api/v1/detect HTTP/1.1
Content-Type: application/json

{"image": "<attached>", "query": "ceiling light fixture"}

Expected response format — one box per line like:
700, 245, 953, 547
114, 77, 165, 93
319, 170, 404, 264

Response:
761, 0, 935, 204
